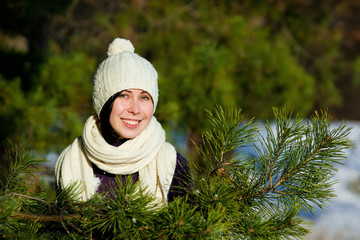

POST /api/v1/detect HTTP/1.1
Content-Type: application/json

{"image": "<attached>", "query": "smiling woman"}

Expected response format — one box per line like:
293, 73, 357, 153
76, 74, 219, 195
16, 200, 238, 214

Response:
109, 89, 154, 139
55, 38, 191, 204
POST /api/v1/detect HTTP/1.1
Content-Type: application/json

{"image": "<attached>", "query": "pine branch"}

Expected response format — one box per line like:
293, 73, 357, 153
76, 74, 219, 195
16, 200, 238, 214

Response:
235, 108, 351, 218
10, 211, 80, 222
241, 134, 333, 200
268, 126, 291, 188
1, 141, 45, 193
195, 105, 258, 178
192, 106, 351, 239
0, 106, 352, 239
273, 134, 332, 189
7, 192, 51, 208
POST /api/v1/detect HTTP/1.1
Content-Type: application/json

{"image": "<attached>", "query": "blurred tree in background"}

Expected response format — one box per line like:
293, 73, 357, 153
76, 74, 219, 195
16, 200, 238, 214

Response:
1, 0, 360, 161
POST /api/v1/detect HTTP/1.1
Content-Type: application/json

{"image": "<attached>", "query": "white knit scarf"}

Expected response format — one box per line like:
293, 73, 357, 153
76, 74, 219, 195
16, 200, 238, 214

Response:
55, 115, 177, 203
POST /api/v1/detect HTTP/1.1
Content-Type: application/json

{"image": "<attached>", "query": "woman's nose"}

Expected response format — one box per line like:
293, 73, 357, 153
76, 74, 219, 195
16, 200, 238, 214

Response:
128, 99, 140, 114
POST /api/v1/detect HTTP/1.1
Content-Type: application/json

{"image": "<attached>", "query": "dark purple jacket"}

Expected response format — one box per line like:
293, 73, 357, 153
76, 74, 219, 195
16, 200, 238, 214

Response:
92, 139, 191, 202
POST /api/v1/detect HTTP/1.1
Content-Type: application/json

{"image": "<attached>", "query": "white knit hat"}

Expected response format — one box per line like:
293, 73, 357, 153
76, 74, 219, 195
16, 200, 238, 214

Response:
92, 38, 158, 117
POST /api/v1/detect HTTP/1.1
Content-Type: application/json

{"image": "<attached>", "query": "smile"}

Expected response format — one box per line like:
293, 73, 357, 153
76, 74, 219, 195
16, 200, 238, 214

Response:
122, 119, 141, 127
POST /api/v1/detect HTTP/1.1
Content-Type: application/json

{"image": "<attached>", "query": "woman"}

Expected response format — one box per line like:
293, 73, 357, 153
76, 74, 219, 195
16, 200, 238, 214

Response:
55, 38, 190, 203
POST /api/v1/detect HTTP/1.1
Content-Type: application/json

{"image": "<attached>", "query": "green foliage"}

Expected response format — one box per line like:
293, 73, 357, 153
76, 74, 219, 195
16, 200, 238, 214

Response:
85, 178, 156, 238
0, 143, 48, 239
144, 6, 317, 129
242, 0, 344, 108
0, 76, 57, 151
1, 0, 355, 156
0, 47, 95, 152
188, 106, 351, 238
36, 45, 95, 151
1, 142, 45, 193
353, 56, 360, 86
0, 107, 352, 239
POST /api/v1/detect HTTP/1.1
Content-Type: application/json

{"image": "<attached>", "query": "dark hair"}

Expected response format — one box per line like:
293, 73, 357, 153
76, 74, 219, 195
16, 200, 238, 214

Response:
99, 92, 121, 144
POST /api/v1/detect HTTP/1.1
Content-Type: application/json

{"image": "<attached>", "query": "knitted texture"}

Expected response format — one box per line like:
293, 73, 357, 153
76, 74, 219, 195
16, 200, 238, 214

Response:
55, 115, 177, 202
92, 38, 158, 117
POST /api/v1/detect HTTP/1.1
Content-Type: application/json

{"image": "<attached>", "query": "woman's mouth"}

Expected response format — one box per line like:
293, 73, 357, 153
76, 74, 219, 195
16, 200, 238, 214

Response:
122, 119, 141, 128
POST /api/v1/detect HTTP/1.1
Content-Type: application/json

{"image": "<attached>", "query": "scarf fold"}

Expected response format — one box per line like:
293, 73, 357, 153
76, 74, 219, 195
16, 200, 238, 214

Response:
55, 115, 177, 202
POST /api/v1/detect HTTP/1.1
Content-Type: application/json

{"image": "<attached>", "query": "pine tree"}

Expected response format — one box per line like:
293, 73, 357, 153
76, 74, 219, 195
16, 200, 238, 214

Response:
0, 106, 352, 239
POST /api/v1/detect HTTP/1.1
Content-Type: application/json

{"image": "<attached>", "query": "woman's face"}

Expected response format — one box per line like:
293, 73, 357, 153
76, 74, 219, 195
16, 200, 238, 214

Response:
109, 89, 154, 139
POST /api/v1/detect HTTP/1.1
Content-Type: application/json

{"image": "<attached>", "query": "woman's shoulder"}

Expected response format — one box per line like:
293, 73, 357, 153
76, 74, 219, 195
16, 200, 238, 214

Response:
174, 152, 191, 175
176, 152, 188, 165
55, 136, 85, 169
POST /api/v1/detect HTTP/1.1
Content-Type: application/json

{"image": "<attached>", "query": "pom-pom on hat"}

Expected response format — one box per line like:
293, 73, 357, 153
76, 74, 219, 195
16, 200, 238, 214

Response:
92, 38, 158, 118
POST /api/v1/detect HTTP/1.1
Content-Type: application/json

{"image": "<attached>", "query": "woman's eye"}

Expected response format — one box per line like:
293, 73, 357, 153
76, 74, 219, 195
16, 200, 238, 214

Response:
141, 95, 150, 101
119, 94, 128, 98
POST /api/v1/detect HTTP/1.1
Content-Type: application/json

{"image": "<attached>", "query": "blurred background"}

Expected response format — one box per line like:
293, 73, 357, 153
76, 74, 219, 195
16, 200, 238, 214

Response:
1, 0, 360, 239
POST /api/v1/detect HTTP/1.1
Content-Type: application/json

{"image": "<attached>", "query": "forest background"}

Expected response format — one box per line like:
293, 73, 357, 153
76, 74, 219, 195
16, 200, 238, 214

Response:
2, 0, 360, 155
0, 0, 360, 238
1, 0, 360, 237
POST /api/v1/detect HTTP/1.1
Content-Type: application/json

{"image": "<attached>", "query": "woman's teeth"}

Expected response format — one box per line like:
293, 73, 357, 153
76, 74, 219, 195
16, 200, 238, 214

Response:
123, 119, 139, 125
